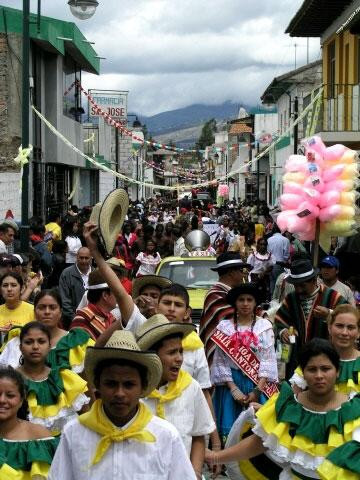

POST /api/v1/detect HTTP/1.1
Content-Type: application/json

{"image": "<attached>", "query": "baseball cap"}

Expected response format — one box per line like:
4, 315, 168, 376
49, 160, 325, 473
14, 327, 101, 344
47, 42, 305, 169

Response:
320, 256, 340, 269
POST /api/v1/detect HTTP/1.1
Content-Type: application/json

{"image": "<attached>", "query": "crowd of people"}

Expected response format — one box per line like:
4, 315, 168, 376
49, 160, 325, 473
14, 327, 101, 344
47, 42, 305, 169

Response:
0, 193, 359, 479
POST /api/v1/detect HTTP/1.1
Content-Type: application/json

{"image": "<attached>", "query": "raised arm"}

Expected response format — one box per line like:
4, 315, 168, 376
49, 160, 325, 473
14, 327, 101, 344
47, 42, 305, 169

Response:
83, 222, 134, 323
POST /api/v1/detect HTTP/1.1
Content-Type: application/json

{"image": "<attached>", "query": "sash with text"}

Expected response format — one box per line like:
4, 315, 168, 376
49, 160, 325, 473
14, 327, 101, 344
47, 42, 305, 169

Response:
211, 329, 279, 398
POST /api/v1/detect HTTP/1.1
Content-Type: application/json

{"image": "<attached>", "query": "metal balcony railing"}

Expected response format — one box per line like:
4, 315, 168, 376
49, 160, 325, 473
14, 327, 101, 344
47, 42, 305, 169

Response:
317, 83, 360, 132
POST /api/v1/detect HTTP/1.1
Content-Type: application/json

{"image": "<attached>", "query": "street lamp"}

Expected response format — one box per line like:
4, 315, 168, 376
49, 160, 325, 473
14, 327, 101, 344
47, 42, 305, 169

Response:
68, 0, 99, 20
20, 0, 99, 251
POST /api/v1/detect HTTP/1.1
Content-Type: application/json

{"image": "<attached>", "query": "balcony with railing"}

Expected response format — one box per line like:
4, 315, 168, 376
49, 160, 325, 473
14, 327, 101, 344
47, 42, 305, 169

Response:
314, 84, 360, 145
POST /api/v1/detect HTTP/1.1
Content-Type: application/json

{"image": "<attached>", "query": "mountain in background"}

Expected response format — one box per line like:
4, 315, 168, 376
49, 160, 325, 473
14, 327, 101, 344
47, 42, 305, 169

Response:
136, 101, 245, 138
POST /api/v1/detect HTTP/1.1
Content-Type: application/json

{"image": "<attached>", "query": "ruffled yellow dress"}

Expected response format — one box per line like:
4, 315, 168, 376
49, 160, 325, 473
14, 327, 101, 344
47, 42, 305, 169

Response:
23, 367, 89, 434
0, 436, 58, 479
253, 382, 360, 480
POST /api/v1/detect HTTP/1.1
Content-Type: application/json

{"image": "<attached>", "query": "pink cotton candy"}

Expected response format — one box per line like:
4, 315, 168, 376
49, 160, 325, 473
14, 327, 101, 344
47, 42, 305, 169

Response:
319, 190, 341, 208
276, 210, 294, 232
319, 205, 341, 222
304, 175, 325, 192
296, 201, 319, 220
283, 182, 305, 195
324, 144, 347, 162
322, 165, 345, 182
285, 155, 307, 172
305, 136, 326, 156
287, 214, 315, 234
303, 188, 321, 206
280, 193, 304, 210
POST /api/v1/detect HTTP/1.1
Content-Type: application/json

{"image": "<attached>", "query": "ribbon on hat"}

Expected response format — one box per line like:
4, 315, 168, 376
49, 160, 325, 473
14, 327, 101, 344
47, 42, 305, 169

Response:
79, 400, 156, 465
14, 144, 33, 192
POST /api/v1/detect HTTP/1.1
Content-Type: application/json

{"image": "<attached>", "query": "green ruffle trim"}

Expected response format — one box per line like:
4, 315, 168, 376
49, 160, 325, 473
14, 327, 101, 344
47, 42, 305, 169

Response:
275, 382, 360, 444
46, 328, 91, 370
0, 436, 59, 471
25, 369, 64, 406
338, 358, 360, 385
325, 440, 360, 473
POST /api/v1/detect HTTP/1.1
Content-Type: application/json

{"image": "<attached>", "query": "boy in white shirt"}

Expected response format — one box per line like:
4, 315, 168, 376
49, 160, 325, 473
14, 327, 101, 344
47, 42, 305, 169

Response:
136, 314, 216, 479
49, 329, 195, 480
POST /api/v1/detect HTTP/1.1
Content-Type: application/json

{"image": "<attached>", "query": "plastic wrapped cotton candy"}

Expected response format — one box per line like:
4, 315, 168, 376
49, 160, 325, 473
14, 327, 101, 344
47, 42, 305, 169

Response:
277, 137, 358, 245
217, 184, 229, 198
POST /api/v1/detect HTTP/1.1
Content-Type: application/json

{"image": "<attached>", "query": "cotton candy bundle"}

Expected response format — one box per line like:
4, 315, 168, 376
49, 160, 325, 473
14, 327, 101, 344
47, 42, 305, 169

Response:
277, 136, 359, 243
218, 184, 229, 198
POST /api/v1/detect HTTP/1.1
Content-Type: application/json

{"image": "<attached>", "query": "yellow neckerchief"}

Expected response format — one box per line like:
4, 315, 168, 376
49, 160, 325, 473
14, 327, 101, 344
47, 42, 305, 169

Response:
182, 331, 204, 351
79, 399, 155, 465
148, 369, 192, 419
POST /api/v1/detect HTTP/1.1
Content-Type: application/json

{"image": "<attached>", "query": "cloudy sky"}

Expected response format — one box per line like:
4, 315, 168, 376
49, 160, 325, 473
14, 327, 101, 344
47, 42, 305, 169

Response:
3, 0, 320, 116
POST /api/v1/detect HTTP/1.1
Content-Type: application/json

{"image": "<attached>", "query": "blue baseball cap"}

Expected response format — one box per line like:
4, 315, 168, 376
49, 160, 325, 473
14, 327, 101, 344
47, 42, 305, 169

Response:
320, 256, 340, 269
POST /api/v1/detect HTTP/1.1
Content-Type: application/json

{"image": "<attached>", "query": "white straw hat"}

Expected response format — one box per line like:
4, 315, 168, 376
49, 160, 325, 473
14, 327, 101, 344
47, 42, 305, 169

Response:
84, 330, 162, 397
136, 314, 196, 351
132, 275, 172, 299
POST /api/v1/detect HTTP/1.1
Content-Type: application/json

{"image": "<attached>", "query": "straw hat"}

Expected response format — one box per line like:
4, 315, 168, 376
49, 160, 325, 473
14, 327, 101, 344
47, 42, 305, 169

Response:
132, 275, 172, 299
136, 314, 196, 351
90, 189, 129, 256
106, 257, 126, 272
84, 330, 162, 397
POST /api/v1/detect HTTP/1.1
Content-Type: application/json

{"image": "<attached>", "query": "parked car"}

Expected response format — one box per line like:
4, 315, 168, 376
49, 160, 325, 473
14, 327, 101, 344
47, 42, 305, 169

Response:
156, 255, 217, 324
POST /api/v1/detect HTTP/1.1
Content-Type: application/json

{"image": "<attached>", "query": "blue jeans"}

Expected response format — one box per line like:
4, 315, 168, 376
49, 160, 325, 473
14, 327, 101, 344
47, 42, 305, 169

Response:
270, 263, 284, 295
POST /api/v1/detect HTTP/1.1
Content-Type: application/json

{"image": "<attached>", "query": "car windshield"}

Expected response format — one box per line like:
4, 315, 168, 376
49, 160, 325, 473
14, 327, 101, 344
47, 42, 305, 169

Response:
157, 259, 218, 288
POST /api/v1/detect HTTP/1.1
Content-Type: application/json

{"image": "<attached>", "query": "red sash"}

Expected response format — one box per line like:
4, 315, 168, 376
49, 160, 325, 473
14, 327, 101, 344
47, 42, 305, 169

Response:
211, 329, 279, 398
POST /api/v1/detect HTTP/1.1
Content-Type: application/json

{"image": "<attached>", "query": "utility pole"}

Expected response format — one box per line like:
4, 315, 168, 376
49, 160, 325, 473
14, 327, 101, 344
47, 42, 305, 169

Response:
20, 0, 30, 252
294, 43, 297, 69
293, 96, 299, 154
115, 127, 119, 188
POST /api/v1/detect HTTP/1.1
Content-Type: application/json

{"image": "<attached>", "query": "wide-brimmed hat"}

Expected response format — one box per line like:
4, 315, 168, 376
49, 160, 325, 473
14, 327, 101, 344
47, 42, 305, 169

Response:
226, 283, 261, 306
132, 275, 172, 299
84, 330, 162, 397
286, 259, 319, 285
211, 252, 252, 272
89, 189, 129, 256
136, 314, 196, 351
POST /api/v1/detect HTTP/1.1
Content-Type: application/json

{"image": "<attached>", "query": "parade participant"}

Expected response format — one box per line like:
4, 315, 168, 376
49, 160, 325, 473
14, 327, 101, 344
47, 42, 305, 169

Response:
319, 256, 355, 306
210, 283, 278, 442
0, 366, 58, 478
206, 338, 360, 480
200, 252, 251, 365
275, 258, 347, 379
136, 314, 215, 477
132, 274, 172, 319
49, 330, 196, 479
247, 237, 275, 304
17, 321, 89, 433
0, 289, 94, 372
291, 304, 360, 394
135, 239, 161, 277
0, 272, 34, 332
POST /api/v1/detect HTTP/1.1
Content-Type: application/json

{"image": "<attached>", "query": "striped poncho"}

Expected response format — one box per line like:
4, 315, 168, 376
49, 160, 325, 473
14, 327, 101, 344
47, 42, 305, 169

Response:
275, 284, 347, 379
199, 282, 234, 365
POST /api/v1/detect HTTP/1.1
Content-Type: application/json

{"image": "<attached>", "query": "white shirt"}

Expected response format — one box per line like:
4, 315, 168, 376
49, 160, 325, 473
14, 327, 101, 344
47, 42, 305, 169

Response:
0, 239, 6, 254
65, 236, 82, 264
267, 233, 290, 263
49, 408, 196, 480
142, 378, 215, 455
125, 306, 211, 388
76, 265, 91, 289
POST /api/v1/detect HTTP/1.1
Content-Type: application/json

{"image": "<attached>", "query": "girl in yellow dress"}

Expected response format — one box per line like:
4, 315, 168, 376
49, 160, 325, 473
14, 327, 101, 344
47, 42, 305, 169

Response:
0, 289, 94, 373
206, 338, 360, 480
0, 365, 58, 479
17, 321, 89, 434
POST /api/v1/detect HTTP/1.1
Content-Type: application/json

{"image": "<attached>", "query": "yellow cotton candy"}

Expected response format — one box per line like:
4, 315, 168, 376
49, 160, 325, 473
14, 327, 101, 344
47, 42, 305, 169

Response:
340, 164, 359, 180
335, 205, 355, 219
340, 191, 356, 205
283, 172, 306, 184
340, 149, 358, 164
322, 220, 356, 234
341, 179, 356, 191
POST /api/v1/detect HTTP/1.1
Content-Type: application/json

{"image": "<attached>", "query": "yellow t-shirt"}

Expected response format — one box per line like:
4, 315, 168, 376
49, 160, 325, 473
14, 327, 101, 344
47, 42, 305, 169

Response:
255, 223, 265, 241
0, 302, 35, 329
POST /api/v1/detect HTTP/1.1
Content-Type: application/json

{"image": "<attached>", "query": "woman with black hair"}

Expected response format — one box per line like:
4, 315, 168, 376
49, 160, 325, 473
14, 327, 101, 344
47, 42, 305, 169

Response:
0, 365, 58, 478
206, 338, 360, 480
17, 321, 89, 434
0, 272, 34, 333
210, 283, 278, 443
0, 289, 94, 372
